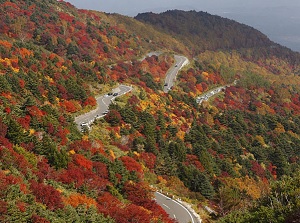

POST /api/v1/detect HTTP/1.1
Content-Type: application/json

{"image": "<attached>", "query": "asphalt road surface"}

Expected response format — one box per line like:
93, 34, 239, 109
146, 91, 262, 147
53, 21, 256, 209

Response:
75, 85, 132, 130
196, 80, 238, 104
164, 55, 189, 93
154, 192, 199, 223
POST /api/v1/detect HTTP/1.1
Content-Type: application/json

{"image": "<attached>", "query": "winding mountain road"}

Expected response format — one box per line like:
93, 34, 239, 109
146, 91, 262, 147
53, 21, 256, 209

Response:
74, 53, 200, 223
74, 85, 132, 130
196, 80, 238, 104
155, 192, 200, 223
75, 53, 188, 130
164, 55, 189, 93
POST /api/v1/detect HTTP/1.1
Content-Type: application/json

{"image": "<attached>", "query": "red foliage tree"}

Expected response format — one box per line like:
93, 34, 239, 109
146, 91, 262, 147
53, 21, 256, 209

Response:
57, 84, 68, 100
97, 192, 122, 217
0, 118, 8, 137
18, 115, 31, 130
0, 136, 13, 150
139, 152, 156, 170
251, 161, 265, 178
84, 96, 97, 107
116, 204, 152, 223
26, 106, 44, 119
57, 163, 85, 188
17, 201, 26, 212
4, 107, 11, 114
201, 82, 208, 91
19, 79, 25, 88
122, 181, 175, 223
58, 163, 109, 192
30, 180, 64, 210
0, 147, 32, 176
119, 156, 143, 175
127, 95, 139, 106
196, 83, 203, 92
146, 199, 176, 223
68, 139, 92, 153
58, 115, 67, 126
60, 100, 77, 113
55, 126, 69, 145
0, 200, 7, 220
31, 215, 50, 223
73, 154, 93, 170
185, 154, 205, 171
267, 163, 277, 178
123, 181, 153, 206
93, 161, 109, 179
35, 158, 56, 182
104, 109, 122, 126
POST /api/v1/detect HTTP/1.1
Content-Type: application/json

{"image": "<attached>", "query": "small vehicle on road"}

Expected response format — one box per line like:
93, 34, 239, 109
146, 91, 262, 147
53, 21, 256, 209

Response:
113, 93, 118, 96
164, 83, 168, 86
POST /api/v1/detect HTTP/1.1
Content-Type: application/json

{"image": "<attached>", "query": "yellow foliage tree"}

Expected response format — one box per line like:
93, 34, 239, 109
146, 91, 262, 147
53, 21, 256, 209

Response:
255, 135, 266, 147
274, 122, 285, 134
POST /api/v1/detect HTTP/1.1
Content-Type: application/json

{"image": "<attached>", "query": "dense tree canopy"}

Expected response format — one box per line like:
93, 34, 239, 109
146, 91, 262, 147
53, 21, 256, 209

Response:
1, 0, 300, 222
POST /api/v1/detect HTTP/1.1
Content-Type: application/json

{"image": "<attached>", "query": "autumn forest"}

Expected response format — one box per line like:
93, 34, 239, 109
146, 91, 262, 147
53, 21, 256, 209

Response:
1, 0, 300, 222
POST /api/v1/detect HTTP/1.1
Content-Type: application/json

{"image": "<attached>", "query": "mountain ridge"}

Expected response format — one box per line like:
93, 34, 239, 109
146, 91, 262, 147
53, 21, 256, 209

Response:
1, 1, 300, 222
135, 10, 274, 52
135, 9, 300, 77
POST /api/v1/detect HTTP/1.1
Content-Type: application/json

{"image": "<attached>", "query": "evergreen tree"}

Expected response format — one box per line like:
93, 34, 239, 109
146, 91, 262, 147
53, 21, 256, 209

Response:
179, 165, 215, 199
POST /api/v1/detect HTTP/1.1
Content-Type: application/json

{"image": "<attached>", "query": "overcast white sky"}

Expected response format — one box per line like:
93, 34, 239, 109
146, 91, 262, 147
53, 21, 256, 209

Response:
66, 0, 300, 52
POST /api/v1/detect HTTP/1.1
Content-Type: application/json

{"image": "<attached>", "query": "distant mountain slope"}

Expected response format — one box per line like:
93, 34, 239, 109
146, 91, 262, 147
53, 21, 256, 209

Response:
135, 10, 273, 53
135, 10, 300, 74
3, 1, 300, 223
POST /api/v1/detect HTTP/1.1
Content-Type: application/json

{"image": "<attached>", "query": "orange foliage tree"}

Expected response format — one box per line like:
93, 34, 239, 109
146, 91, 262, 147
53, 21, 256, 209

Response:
63, 193, 97, 208
73, 154, 93, 170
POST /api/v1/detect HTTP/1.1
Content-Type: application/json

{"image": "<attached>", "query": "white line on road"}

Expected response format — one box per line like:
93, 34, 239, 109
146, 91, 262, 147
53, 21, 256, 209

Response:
101, 98, 108, 107
163, 204, 170, 209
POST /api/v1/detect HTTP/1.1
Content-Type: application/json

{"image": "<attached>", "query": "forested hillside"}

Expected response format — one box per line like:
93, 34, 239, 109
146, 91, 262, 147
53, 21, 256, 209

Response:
0, 0, 175, 222
135, 10, 273, 52
1, 0, 300, 222
136, 10, 300, 75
